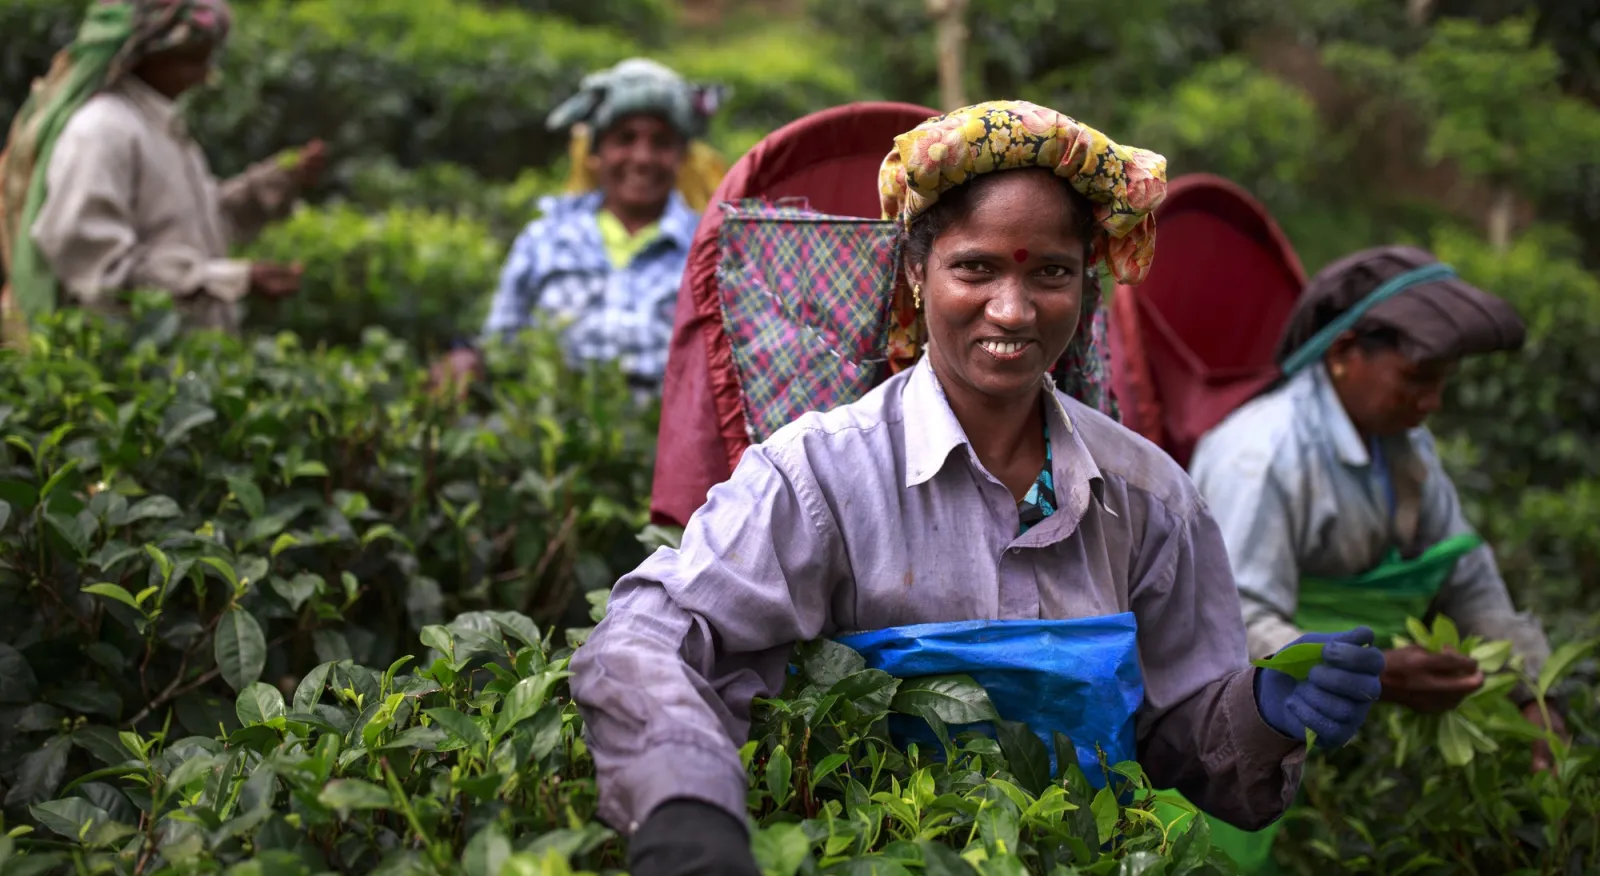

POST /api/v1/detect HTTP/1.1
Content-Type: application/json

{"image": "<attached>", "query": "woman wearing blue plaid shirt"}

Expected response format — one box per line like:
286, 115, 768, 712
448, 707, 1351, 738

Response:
432, 59, 726, 395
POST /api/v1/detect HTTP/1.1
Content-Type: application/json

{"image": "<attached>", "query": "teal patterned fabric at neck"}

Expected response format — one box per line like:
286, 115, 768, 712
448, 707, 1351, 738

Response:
1017, 415, 1059, 535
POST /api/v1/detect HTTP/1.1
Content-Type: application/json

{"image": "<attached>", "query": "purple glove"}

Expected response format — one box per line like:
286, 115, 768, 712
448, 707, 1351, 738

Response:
1255, 626, 1385, 748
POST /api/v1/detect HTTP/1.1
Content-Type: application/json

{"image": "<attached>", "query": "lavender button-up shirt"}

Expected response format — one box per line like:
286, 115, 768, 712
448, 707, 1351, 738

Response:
571, 358, 1304, 834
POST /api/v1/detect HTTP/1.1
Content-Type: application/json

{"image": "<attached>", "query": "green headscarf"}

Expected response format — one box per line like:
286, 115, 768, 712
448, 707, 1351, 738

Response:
0, 0, 233, 325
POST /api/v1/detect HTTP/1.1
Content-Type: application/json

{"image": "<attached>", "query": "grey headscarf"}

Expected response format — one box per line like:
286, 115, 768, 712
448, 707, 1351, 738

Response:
546, 58, 725, 141
1277, 244, 1526, 366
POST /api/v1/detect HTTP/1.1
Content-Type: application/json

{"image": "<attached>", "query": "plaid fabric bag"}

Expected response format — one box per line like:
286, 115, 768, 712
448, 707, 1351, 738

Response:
715, 199, 901, 443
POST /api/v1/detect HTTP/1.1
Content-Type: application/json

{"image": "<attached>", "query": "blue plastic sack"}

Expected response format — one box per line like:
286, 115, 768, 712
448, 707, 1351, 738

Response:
836, 613, 1144, 788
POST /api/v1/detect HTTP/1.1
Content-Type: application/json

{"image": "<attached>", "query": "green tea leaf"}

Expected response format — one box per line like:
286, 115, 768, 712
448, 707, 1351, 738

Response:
420, 624, 454, 656
462, 822, 512, 876
4, 736, 71, 807
1404, 617, 1434, 649
293, 662, 334, 713
995, 720, 1051, 798
828, 669, 899, 717
1091, 786, 1119, 846
226, 476, 265, 519
752, 822, 810, 876
215, 608, 267, 692
767, 745, 794, 809
236, 682, 286, 726
1432, 615, 1462, 651
80, 583, 141, 613
426, 708, 486, 748
39, 459, 80, 503
160, 401, 216, 446
889, 674, 1000, 725
165, 753, 222, 790
812, 752, 849, 786
919, 840, 978, 876
29, 798, 111, 840
270, 573, 322, 612
494, 671, 569, 738
1537, 637, 1597, 699
801, 639, 867, 690
317, 779, 392, 813
119, 495, 180, 525
1438, 712, 1475, 767
1251, 642, 1327, 680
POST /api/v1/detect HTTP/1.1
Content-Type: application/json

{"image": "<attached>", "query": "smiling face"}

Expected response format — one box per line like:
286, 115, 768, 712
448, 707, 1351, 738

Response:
904, 169, 1092, 409
589, 113, 687, 221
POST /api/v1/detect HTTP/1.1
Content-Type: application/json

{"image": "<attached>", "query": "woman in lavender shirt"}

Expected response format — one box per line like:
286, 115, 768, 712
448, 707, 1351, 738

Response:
570, 101, 1386, 876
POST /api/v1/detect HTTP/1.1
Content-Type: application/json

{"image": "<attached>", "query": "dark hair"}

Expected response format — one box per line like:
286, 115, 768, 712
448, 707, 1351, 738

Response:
1350, 326, 1406, 353
900, 168, 1097, 270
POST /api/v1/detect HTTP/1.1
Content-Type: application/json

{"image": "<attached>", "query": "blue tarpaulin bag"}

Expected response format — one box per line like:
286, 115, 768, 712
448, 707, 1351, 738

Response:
836, 612, 1145, 788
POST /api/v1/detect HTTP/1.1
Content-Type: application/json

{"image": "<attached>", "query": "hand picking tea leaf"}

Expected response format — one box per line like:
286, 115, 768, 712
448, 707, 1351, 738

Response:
1251, 642, 1326, 680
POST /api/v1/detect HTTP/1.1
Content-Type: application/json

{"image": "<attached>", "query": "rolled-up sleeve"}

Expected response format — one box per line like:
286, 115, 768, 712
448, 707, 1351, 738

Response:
1414, 431, 1551, 677
569, 440, 845, 833
217, 156, 300, 246
1130, 491, 1303, 830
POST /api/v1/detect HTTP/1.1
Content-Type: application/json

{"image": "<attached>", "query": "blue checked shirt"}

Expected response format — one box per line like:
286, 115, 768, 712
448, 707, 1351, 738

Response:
483, 190, 700, 388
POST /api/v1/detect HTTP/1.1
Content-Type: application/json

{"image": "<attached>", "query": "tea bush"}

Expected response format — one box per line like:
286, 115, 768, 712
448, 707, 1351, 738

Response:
0, 0, 864, 183
243, 203, 506, 355
0, 601, 1244, 875
1432, 224, 1600, 632
0, 299, 656, 827
335, 159, 565, 244
1278, 618, 1599, 875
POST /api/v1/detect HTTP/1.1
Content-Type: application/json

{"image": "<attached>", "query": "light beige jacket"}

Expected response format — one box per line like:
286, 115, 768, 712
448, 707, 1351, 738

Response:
28, 77, 299, 332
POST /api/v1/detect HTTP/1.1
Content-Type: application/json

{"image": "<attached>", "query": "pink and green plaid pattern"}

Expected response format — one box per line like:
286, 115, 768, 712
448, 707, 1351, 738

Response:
716, 199, 901, 442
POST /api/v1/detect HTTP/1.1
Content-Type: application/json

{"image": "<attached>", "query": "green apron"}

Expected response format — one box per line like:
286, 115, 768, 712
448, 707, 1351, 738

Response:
1151, 532, 1483, 873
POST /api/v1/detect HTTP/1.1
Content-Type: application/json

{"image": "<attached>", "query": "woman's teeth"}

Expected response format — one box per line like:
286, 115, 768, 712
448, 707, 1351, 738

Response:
980, 340, 1027, 356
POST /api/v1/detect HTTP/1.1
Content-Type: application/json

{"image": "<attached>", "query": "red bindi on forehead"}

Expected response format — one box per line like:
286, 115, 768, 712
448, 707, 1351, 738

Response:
1012, 248, 1028, 263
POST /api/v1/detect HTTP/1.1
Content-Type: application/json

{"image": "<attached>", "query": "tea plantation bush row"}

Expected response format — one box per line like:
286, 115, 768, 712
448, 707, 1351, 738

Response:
0, 302, 1594, 874
0, 0, 860, 183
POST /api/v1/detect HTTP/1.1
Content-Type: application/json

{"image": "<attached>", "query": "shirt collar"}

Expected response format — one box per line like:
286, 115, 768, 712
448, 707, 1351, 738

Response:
572, 190, 698, 253
657, 191, 700, 250
902, 356, 1107, 508
116, 77, 186, 137
1308, 362, 1372, 467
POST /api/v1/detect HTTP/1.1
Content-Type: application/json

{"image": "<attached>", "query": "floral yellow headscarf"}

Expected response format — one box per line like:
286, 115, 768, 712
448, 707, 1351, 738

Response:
877, 100, 1168, 382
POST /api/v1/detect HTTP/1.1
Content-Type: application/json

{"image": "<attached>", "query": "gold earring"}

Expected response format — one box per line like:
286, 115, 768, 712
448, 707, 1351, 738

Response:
912, 283, 923, 310
1331, 363, 1345, 379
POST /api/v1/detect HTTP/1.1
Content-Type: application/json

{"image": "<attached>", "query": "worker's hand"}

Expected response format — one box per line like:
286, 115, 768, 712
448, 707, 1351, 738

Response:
248, 262, 303, 298
1524, 700, 1569, 774
428, 347, 483, 399
1379, 644, 1483, 713
291, 139, 328, 188
628, 799, 760, 876
1255, 626, 1385, 749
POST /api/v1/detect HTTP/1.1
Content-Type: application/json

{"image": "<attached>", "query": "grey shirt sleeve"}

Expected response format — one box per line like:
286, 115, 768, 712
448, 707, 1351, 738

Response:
1413, 430, 1551, 677
568, 442, 846, 834
1130, 491, 1305, 831
1188, 439, 1307, 660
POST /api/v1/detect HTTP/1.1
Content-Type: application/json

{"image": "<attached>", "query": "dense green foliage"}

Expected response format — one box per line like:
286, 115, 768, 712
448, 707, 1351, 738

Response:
1282, 617, 1599, 875
0, 590, 1258, 875
0, 0, 858, 182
